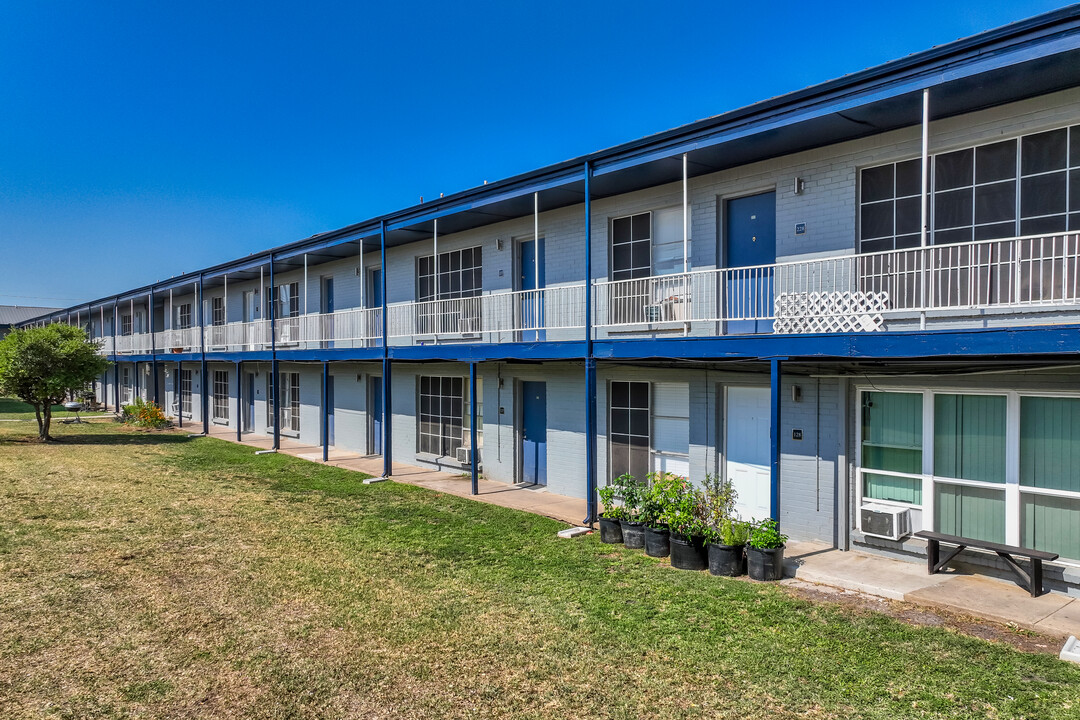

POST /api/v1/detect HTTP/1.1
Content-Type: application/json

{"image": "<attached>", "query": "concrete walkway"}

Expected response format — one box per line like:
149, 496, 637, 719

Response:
203, 428, 588, 525
785, 541, 1080, 639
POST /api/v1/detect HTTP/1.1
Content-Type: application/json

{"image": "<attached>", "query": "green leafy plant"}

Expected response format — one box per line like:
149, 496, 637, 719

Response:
663, 477, 706, 541
121, 397, 169, 429
616, 473, 646, 521
701, 473, 739, 542
717, 518, 750, 546
598, 480, 626, 520
639, 471, 683, 528
0, 324, 110, 441
748, 519, 788, 550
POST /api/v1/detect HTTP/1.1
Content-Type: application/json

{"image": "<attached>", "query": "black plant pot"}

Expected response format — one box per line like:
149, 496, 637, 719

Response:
669, 534, 707, 571
620, 520, 645, 549
644, 524, 670, 558
598, 515, 623, 544
746, 545, 786, 581
707, 543, 745, 577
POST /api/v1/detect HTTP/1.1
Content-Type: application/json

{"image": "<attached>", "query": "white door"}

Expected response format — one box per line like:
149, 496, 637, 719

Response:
243, 291, 256, 322
725, 386, 772, 522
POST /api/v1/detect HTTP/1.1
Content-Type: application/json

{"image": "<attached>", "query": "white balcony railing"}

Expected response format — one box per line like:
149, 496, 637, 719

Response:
94, 232, 1080, 354
274, 307, 383, 348
97, 336, 115, 355
204, 319, 273, 351
386, 285, 586, 341
154, 327, 201, 353
593, 233, 1080, 333
114, 333, 153, 354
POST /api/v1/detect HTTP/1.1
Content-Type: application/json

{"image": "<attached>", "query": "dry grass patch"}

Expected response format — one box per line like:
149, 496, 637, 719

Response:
1, 420, 1078, 719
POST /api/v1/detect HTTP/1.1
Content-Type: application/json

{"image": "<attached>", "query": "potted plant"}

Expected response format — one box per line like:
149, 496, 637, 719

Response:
597, 482, 624, 544
614, 474, 646, 550
640, 472, 678, 558
701, 474, 747, 576
664, 477, 707, 571
746, 519, 788, 581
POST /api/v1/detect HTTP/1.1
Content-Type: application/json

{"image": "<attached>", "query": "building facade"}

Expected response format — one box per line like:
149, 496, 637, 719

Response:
24, 8, 1080, 594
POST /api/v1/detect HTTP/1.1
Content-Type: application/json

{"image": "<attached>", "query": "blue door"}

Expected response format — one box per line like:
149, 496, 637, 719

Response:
322, 277, 335, 348
521, 381, 547, 485
369, 376, 383, 455
369, 269, 383, 347
519, 239, 546, 342
725, 192, 776, 333
326, 375, 335, 446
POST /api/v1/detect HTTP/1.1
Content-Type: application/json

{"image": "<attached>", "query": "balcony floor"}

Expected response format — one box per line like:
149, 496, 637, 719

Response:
203, 427, 587, 526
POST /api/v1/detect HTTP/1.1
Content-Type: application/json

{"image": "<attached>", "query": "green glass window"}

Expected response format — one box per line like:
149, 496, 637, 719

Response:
1022, 493, 1080, 561
862, 392, 922, 504
1020, 396, 1080, 493
933, 394, 1006, 483
935, 483, 1006, 543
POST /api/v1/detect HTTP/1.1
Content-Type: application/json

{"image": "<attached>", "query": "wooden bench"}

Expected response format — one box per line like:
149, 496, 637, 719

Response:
914, 530, 1058, 598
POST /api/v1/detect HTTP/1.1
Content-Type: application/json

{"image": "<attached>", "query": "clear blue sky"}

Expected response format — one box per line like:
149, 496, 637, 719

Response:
0, 0, 1068, 307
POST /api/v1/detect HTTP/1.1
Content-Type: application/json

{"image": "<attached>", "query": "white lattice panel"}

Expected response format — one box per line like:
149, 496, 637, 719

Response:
774, 291, 890, 334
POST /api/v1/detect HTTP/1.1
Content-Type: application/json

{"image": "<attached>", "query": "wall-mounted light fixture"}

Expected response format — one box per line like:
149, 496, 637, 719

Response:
792, 385, 802, 403
496, 237, 504, 251
793, 177, 805, 195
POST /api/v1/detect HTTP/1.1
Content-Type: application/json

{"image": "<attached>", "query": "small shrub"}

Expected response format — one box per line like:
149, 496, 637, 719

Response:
121, 397, 169, 429
748, 519, 788, 550
598, 481, 626, 520
715, 518, 751, 546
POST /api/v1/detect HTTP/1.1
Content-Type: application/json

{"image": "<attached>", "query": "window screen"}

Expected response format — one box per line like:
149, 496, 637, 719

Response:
212, 297, 225, 326
176, 304, 192, 330
610, 381, 650, 482
418, 376, 464, 457
417, 247, 483, 302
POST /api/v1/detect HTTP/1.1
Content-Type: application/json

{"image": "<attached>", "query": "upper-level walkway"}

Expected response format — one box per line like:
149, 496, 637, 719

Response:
101, 232, 1080, 360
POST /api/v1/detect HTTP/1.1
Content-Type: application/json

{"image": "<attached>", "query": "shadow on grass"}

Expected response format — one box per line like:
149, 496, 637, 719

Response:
0, 430, 190, 447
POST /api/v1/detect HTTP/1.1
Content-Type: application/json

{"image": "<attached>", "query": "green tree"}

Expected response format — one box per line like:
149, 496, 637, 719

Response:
0, 325, 109, 441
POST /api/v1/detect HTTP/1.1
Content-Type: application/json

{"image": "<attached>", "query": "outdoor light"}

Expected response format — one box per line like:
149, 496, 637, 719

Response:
793, 177, 805, 195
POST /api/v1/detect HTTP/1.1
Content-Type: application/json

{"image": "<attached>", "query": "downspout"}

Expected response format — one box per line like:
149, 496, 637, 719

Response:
199, 273, 208, 436
470, 361, 478, 495
112, 300, 119, 412
236, 360, 242, 443
150, 287, 159, 405
584, 161, 598, 526
770, 358, 784, 525
271, 256, 280, 450
919, 88, 930, 330
322, 361, 329, 462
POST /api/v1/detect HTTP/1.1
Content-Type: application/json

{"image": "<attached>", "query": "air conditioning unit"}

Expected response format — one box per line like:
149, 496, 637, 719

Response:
456, 446, 472, 464
860, 503, 911, 541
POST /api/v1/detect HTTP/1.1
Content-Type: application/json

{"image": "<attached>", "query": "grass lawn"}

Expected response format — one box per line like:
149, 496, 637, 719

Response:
1, 420, 1078, 719
0, 397, 86, 420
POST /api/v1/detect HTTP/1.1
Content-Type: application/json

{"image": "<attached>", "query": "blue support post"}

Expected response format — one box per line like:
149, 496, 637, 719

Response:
134, 361, 139, 398
380, 221, 392, 478
112, 300, 119, 412
583, 161, 598, 526
199, 273, 209, 435
177, 361, 182, 429
236, 361, 242, 442
150, 288, 159, 405
469, 362, 478, 495
770, 358, 783, 524
270, 258, 280, 450
321, 361, 329, 462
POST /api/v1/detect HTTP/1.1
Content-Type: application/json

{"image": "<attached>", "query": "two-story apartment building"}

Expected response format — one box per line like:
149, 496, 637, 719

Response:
24, 8, 1080, 594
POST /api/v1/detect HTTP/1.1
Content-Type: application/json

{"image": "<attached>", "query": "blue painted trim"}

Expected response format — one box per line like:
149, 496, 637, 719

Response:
387, 340, 588, 362
198, 273, 209, 436
381, 220, 392, 478
770, 359, 782, 524
236, 360, 242, 442
269, 347, 383, 362
585, 357, 597, 525
322, 361, 329, 463
270, 259, 279, 450
470, 362, 478, 495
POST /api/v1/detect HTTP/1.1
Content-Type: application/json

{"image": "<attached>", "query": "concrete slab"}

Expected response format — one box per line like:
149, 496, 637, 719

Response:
906, 575, 1074, 630
784, 541, 950, 600
1034, 599, 1080, 638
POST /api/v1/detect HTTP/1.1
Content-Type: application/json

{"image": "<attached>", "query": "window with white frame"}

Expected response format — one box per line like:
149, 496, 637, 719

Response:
179, 369, 192, 417
609, 381, 650, 483
282, 372, 300, 432
858, 387, 1080, 563
859, 124, 1080, 252
418, 376, 463, 457
121, 314, 133, 336
212, 297, 225, 327
176, 303, 192, 330
121, 366, 132, 403
416, 247, 483, 302
610, 213, 652, 281
213, 370, 229, 421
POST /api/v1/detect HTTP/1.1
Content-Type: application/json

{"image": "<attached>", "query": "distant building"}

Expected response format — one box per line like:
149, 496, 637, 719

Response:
0, 306, 58, 338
